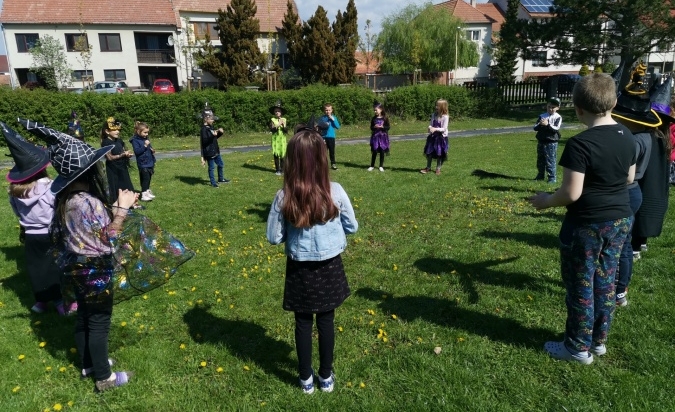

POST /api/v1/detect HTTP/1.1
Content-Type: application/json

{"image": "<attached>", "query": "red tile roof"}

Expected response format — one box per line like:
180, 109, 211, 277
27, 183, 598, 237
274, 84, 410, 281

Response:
434, 0, 494, 24
0, 0, 178, 26
355, 51, 380, 75
172, 0, 299, 32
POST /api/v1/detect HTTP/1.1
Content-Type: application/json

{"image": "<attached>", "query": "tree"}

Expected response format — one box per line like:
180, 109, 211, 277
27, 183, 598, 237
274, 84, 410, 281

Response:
489, 0, 520, 84
29, 35, 72, 90
299, 6, 335, 84
331, 0, 358, 84
522, 0, 675, 89
281, 0, 304, 79
197, 0, 266, 87
375, 3, 478, 74
358, 19, 378, 74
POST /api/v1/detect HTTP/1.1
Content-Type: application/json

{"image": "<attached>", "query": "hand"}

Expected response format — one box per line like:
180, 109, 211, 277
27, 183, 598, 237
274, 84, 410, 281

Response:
201, 157, 206, 167
144, 140, 150, 147
116, 189, 138, 209
541, 119, 549, 126
218, 128, 224, 134
528, 192, 550, 210
126, 151, 133, 157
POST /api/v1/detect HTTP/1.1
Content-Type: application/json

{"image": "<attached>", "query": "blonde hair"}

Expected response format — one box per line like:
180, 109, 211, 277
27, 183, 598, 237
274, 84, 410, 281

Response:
435, 99, 449, 116
134, 121, 149, 134
572, 73, 616, 115
8, 170, 49, 198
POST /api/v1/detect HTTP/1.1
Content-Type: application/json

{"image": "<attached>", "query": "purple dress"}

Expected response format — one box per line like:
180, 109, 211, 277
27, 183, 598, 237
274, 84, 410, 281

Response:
423, 115, 449, 161
370, 116, 390, 153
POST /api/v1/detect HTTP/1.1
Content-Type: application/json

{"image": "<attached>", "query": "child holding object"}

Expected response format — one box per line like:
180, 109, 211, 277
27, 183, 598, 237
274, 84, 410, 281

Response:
528, 73, 635, 364
266, 118, 358, 393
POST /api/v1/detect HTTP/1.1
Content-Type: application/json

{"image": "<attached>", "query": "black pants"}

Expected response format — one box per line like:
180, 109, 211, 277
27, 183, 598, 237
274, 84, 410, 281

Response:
274, 155, 284, 172
139, 167, 154, 192
295, 310, 335, 380
323, 138, 336, 165
25, 233, 62, 303
371, 151, 385, 168
75, 295, 113, 381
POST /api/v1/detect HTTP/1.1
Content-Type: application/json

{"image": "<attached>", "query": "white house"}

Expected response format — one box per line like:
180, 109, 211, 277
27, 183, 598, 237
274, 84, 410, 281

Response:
0, 0, 296, 90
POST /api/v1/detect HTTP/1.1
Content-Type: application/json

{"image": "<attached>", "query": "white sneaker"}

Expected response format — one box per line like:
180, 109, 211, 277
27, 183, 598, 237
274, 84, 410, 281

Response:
140, 191, 153, 201
367, 167, 374, 171
318, 372, 335, 393
146, 190, 156, 199
379, 167, 384, 172
299, 374, 314, 394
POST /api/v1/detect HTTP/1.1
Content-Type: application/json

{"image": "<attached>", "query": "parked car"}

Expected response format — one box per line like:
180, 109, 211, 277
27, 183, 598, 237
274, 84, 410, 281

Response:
73, 81, 129, 94
540, 74, 581, 94
152, 79, 175, 94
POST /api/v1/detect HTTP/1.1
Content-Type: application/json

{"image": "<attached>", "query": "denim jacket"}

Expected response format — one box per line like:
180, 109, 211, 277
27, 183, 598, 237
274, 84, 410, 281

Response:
266, 182, 358, 261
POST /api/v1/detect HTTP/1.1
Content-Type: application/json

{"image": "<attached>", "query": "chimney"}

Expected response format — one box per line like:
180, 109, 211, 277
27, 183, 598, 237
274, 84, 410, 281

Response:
471, 0, 477, 7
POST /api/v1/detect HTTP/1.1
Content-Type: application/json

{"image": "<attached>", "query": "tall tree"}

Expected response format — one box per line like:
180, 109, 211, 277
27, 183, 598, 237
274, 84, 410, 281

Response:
332, 0, 358, 84
300, 6, 335, 84
376, 3, 478, 74
522, 0, 675, 89
197, 0, 266, 87
489, 0, 520, 84
29, 35, 72, 90
357, 19, 378, 74
281, 1, 303, 77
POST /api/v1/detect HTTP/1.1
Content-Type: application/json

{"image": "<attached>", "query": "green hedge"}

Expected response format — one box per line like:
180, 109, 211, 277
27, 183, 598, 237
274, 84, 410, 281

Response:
0, 84, 498, 145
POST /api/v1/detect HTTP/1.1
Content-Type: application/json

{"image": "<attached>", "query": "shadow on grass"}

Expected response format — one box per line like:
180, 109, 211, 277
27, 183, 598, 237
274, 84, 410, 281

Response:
515, 210, 565, 222
246, 203, 271, 223
356, 287, 555, 350
479, 185, 529, 193
414, 256, 560, 304
176, 175, 209, 186
471, 169, 522, 180
341, 161, 421, 173
242, 163, 275, 173
478, 230, 559, 249
183, 306, 296, 385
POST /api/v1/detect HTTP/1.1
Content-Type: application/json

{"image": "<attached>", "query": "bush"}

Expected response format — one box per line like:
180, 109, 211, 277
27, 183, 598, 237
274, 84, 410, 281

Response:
384, 84, 497, 120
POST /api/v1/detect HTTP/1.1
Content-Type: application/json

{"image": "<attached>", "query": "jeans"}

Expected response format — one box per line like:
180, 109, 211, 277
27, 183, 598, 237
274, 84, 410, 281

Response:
295, 310, 335, 380
616, 186, 642, 294
75, 295, 113, 381
207, 155, 224, 185
559, 216, 631, 351
537, 141, 558, 181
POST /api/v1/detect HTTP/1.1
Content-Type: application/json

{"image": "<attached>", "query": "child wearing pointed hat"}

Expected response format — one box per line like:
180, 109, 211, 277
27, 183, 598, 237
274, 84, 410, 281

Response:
18, 118, 138, 392
529, 73, 636, 364
200, 102, 229, 187
2, 122, 74, 315
368, 100, 390, 172
269, 100, 288, 175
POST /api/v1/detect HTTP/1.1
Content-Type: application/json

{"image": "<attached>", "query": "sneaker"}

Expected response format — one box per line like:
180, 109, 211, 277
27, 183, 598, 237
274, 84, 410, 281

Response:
211, 183, 219, 188
82, 358, 115, 379
367, 167, 374, 171
31, 302, 48, 313
544, 341, 593, 365
140, 192, 153, 201
547, 179, 557, 184
633, 251, 641, 262
56, 301, 78, 316
299, 374, 314, 394
318, 372, 336, 393
95, 371, 132, 392
591, 344, 607, 356
640, 244, 648, 252
420, 168, 430, 174
616, 291, 628, 307
379, 167, 384, 172
217, 178, 230, 183
275, 171, 282, 176
147, 189, 156, 198
435, 169, 441, 176
331, 164, 338, 170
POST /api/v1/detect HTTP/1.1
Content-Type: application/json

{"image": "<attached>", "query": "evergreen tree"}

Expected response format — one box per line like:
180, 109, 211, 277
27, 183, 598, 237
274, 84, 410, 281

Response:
300, 6, 335, 84
197, 0, 265, 87
490, 0, 520, 84
332, 0, 358, 84
280, 0, 303, 74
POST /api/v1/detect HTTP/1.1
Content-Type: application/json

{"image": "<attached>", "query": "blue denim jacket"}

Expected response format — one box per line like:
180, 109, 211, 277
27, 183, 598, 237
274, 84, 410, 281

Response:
266, 182, 358, 261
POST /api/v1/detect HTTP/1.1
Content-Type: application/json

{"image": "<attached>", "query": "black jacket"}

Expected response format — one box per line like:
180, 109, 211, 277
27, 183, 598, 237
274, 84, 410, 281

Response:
200, 124, 223, 158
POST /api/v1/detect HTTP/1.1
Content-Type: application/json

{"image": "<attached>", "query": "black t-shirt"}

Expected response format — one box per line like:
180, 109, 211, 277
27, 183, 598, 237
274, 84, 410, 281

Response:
559, 123, 636, 223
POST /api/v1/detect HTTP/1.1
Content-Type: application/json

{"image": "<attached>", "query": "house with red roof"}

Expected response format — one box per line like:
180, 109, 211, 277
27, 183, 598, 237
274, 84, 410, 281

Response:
0, 0, 296, 89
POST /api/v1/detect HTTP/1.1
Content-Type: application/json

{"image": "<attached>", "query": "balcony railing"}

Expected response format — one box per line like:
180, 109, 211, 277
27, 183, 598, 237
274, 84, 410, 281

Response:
136, 49, 175, 64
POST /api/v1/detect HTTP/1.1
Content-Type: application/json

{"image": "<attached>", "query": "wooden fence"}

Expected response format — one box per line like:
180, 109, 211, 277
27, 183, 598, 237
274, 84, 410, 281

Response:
462, 78, 575, 106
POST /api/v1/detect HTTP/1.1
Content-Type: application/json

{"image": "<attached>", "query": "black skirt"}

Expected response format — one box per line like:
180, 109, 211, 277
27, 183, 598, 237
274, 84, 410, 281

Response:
283, 254, 350, 313
25, 233, 62, 302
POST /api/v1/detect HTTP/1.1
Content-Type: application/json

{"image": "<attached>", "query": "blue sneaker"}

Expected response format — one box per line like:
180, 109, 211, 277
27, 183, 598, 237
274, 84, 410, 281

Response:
319, 372, 335, 393
299, 374, 314, 394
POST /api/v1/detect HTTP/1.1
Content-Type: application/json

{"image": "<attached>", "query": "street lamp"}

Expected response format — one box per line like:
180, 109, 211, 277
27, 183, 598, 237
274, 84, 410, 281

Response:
454, 26, 461, 85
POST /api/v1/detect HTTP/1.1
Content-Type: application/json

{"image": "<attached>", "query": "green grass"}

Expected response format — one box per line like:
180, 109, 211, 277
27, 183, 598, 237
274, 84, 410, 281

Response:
1, 131, 673, 411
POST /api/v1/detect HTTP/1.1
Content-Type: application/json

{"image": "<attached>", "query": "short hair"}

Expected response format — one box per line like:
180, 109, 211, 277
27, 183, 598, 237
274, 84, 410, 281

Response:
572, 73, 616, 115
323, 103, 333, 110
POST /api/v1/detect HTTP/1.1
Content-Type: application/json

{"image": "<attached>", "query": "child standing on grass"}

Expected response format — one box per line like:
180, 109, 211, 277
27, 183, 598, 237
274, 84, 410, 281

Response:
130, 121, 156, 201
2, 122, 74, 316
534, 97, 563, 183
101, 117, 139, 206
200, 104, 229, 187
529, 73, 636, 364
269, 101, 288, 175
266, 123, 358, 394
20, 118, 138, 392
368, 100, 390, 172
420, 99, 449, 175
318, 103, 341, 170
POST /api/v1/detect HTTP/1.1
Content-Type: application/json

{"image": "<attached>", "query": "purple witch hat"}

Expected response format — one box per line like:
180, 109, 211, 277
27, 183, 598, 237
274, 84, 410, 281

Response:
650, 76, 675, 124
17, 118, 112, 194
1, 121, 51, 183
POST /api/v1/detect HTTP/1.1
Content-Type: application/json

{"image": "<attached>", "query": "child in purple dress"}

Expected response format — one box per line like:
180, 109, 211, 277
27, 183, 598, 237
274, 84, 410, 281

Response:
368, 100, 390, 172
420, 99, 449, 175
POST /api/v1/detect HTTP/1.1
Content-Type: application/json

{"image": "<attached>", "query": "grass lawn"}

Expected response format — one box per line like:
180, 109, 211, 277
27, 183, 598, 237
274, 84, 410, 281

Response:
1, 130, 673, 411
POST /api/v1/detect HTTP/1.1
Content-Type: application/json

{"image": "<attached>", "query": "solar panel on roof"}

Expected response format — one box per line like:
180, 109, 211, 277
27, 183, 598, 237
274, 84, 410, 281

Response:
521, 0, 554, 13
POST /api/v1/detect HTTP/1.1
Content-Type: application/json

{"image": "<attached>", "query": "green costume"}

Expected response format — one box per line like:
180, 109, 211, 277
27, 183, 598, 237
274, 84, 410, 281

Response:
270, 117, 288, 158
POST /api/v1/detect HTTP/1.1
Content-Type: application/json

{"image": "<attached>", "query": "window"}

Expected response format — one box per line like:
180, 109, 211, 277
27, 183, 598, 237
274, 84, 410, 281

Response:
531, 51, 548, 67
192, 22, 219, 40
104, 69, 126, 81
72, 70, 94, 81
465, 30, 480, 41
15, 33, 39, 52
99, 33, 122, 52
65, 33, 89, 52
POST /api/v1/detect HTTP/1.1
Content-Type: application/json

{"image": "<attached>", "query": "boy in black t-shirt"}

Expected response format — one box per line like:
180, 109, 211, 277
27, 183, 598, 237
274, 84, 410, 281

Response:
529, 73, 636, 364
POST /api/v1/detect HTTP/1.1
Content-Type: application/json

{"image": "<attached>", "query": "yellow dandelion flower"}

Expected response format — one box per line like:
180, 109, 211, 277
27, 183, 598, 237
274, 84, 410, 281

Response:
391, 314, 397, 320
338, 326, 343, 332
243, 365, 250, 371
59, 367, 67, 372
457, 337, 465, 343
134, 312, 141, 317
12, 385, 20, 393
34, 320, 41, 325
46, 366, 52, 371
53, 404, 63, 411
216, 367, 224, 373
368, 320, 374, 325
359, 382, 366, 388
229, 304, 234, 309
200, 361, 207, 368
217, 298, 222, 303
242, 230, 247, 235
382, 337, 388, 343
18, 354, 25, 361
393, 264, 398, 271
197, 299, 203, 305
180, 343, 186, 350
143, 295, 148, 300
120, 321, 127, 327
39, 341, 47, 348
346, 381, 353, 387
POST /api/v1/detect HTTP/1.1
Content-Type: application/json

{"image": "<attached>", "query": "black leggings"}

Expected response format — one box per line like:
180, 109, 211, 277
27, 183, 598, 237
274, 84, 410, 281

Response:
75, 296, 113, 381
294, 310, 335, 380
274, 155, 284, 172
371, 151, 385, 167
324, 138, 336, 164
139, 167, 154, 192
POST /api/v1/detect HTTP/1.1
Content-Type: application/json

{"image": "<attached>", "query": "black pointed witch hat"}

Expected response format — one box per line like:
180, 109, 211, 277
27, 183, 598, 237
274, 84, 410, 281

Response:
1, 121, 51, 183
269, 100, 286, 115
611, 61, 662, 127
650, 76, 675, 124
198, 102, 219, 121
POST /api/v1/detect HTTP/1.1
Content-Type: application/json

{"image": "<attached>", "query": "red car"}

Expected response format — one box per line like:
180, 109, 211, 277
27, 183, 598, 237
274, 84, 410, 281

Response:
152, 79, 175, 94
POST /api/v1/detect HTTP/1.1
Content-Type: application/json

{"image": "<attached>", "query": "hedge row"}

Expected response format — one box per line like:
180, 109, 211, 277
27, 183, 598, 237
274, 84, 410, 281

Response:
0, 84, 499, 145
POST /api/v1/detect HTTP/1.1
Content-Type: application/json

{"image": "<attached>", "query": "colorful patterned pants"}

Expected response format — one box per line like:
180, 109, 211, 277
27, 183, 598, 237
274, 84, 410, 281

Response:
537, 142, 558, 181
559, 216, 631, 352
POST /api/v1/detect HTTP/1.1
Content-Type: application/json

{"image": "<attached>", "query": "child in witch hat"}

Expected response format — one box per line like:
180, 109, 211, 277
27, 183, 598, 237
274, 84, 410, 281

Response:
2, 122, 75, 316
18, 118, 138, 392
269, 100, 288, 175
200, 102, 229, 187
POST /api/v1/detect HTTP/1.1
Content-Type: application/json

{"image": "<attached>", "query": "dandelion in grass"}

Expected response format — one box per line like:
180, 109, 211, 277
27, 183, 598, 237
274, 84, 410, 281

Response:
346, 382, 352, 388
216, 367, 224, 373
12, 385, 20, 393
338, 326, 343, 332
39, 341, 47, 348
393, 264, 398, 271
143, 295, 148, 300
67, 401, 74, 407
391, 314, 397, 320
18, 354, 25, 361
46, 366, 52, 372
53, 404, 62, 411
34, 320, 41, 325
59, 367, 66, 372
457, 337, 465, 343
120, 321, 127, 327
179, 343, 186, 350
191, 287, 196, 292
359, 382, 366, 388
200, 361, 207, 368
134, 312, 141, 317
